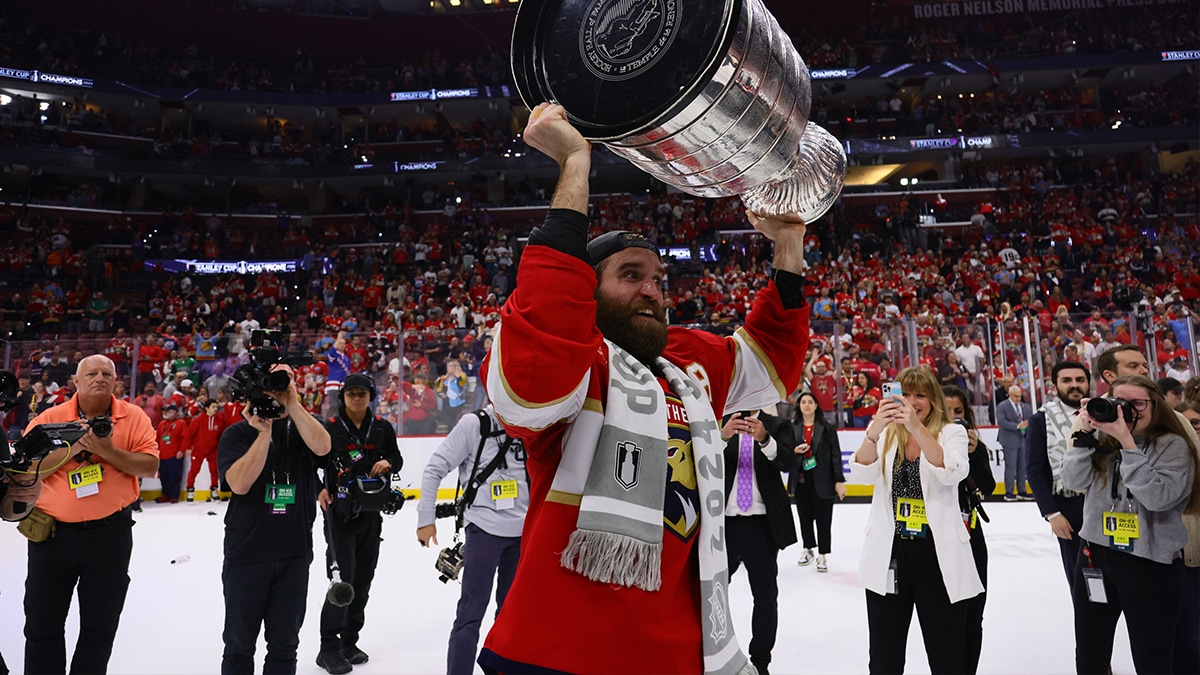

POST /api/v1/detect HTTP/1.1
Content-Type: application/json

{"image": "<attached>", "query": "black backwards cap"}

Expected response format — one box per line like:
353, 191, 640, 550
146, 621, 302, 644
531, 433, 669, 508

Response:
586, 230, 660, 267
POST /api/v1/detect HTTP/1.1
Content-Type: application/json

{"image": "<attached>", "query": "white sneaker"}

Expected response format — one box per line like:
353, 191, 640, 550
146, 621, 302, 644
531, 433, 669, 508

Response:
816, 556, 828, 572
797, 549, 814, 566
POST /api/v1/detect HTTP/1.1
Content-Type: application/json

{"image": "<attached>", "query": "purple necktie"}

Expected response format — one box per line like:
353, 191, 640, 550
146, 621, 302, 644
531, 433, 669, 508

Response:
737, 433, 754, 511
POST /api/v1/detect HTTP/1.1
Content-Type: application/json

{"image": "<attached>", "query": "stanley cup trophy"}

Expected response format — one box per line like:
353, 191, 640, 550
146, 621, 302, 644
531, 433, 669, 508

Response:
512, 0, 847, 222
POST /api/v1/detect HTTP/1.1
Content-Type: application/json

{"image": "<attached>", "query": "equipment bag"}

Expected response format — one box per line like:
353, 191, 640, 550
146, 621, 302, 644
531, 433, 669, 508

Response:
17, 507, 56, 543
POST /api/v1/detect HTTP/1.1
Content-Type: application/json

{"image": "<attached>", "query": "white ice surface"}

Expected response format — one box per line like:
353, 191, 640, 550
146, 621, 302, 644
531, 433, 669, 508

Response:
0, 500, 1133, 674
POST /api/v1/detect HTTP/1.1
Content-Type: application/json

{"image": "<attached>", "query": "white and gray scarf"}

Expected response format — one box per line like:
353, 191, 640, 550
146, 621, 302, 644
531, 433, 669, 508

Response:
550, 340, 753, 675
1041, 397, 1084, 497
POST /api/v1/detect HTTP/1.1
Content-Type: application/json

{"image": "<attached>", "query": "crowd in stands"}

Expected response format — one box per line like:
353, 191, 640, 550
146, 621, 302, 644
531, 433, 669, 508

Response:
0, 17, 513, 95
3, 5, 1196, 98
0, 153, 1195, 435
790, 5, 1197, 67
822, 74, 1199, 139
0, 3, 1195, 180
2, 75, 1195, 174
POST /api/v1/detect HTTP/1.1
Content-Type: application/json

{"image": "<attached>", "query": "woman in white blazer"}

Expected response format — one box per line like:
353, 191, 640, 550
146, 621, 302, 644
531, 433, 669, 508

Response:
849, 366, 984, 674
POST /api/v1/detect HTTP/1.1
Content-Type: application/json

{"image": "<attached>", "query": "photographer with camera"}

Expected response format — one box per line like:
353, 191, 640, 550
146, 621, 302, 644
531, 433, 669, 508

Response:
313, 373, 402, 675
943, 385, 996, 675
416, 404, 526, 675
1062, 375, 1200, 674
218, 362, 331, 675
20, 355, 159, 675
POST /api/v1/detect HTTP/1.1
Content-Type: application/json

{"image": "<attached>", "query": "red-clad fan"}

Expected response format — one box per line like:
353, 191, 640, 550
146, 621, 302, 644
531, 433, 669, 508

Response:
363, 283, 383, 321
155, 404, 190, 503
184, 398, 228, 502
808, 358, 839, 418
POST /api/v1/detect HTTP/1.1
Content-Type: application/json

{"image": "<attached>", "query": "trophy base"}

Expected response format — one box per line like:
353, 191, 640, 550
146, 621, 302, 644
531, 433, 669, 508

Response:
741, 124, 847, 223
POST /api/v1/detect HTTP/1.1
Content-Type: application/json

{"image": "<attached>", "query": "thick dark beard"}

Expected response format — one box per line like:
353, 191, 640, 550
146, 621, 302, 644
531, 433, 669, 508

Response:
595, 291, 668, 366
1057, 387, 1086, 409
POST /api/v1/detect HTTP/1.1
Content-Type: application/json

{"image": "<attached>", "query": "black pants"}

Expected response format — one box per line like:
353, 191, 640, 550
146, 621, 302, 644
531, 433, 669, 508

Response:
793, 477, 834, 554
726, 515, 779, 671
1177, 564, 1200, 675
1055, 495, 1085, 592
963, 527, 988, 675
320, 511, 382, 653
866, 535, 968, 675
222, 553, 313, 675
25, 508, 133, 675
1072, 542, 1183, 675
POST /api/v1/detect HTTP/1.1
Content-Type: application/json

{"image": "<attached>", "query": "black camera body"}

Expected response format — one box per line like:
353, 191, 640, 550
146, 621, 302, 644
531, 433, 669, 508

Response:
434, 502, 460, 520
330, 473, 408, 522
1087, 397, 1135, 424
229, 330, 314, 418
435, 541, 465, 583
0, 370, 18, 413
6, 415, 113, 472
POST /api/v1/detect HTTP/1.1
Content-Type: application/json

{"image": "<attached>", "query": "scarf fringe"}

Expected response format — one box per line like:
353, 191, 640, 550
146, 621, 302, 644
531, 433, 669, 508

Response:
560, 529, 663, 591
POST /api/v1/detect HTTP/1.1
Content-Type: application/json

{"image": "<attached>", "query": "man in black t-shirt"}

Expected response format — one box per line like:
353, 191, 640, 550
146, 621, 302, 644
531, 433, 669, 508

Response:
218, 365, 331, 675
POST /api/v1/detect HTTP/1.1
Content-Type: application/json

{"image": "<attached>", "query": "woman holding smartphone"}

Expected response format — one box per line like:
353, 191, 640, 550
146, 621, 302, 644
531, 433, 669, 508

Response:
850, 367, 982, 674
1062, 375, 1199, 674
942, 385, 996, 675
788, 391, 847, 572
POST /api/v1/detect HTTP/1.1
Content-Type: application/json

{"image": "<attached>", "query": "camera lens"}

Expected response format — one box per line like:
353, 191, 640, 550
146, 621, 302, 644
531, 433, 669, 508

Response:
90, 416, 113, 438
1086, 398, 1119, 424
263, 370, 292, 392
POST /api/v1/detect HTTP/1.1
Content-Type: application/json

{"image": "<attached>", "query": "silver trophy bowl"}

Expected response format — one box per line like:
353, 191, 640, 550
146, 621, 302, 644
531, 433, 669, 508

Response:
512, 0, 846, 222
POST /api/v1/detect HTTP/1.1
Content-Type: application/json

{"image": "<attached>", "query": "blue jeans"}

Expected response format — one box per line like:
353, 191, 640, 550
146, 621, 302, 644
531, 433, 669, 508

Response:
450, 523, 521, 675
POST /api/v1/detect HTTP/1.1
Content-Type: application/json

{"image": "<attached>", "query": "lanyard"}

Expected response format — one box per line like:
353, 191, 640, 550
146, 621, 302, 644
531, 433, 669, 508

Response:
269, 419, 294, 485
337, 412, 374, 447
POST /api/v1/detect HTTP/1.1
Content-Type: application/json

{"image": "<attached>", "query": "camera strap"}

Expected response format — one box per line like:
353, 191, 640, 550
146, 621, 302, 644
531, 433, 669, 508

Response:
335, 412, 375, 466
75, 403, 112, 466
453, 409, 511, 533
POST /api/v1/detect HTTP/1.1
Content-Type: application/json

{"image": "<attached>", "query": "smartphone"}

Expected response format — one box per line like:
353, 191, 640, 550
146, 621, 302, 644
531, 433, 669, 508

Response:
882, 382, 903, 400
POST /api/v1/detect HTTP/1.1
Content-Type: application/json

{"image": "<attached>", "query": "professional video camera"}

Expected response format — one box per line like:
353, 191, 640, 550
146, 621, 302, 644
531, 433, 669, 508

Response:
435, 541, 465, 584
6, 415, 112, 473
228, 330, 314, 418
330, 473, 408, 521
1086, 397, 1135, 424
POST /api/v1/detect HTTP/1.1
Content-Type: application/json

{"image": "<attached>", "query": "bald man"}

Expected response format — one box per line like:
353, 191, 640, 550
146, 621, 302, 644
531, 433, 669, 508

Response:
23, 354, 159, 674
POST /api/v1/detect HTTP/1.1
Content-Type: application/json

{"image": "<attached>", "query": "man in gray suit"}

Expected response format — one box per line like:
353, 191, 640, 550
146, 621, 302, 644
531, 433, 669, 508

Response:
996, 384, 1034, 501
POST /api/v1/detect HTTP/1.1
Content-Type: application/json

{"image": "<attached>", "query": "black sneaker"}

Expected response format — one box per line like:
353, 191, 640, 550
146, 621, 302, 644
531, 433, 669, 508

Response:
1019, 493, 1036, 501
316, 651, 352, 675
1003, 494, 1018, 502
343, 646, 369, 665
187, 488, 195, 503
